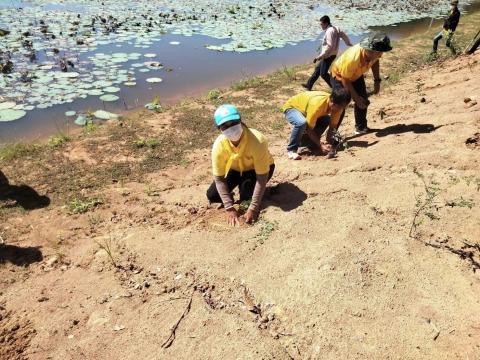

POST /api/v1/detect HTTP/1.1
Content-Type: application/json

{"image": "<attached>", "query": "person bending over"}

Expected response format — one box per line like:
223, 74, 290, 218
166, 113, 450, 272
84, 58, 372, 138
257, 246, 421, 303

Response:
282, 88, 351, 160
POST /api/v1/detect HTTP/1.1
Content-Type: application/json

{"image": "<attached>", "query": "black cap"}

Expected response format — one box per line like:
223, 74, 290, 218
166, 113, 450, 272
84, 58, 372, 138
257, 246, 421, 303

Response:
360, 32, 393, 52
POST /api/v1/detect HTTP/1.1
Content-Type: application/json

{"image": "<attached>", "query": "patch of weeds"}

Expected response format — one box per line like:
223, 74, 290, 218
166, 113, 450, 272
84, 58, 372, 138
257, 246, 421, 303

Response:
68, 197, 103, 214
424, 51, 439, 63
48, 134, 70, 147
95, 234, 118, 268
179, 159, 190, 168
464, 176, 480, 191
144, 184, 161, 196
445, 197, 475, 209
410, 169, 442, 238
255, 218, 276, 245
0, 143, 41, 161
106, 162, 132, 180
232, 76, 264, 91
280, 66, 296, 81
133, 138, 160, 149
206, 89, 221, 100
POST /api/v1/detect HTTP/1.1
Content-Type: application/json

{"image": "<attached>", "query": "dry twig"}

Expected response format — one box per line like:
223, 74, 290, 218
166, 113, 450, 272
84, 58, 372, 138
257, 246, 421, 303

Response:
161, 291, 194, 349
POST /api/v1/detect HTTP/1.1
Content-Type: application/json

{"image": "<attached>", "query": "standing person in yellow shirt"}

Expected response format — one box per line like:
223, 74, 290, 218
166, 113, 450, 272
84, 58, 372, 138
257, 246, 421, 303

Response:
329, 32, 392, 134
282, 88, 351, 160
207, 105, 275, 226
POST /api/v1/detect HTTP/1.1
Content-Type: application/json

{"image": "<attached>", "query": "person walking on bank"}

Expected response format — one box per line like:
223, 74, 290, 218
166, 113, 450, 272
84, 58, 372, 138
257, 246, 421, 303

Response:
283, 88, 351, 160
206, 105, 275, 226
432, 0, 461, 54
329, 32, 392, 135
302, 15, 353, 91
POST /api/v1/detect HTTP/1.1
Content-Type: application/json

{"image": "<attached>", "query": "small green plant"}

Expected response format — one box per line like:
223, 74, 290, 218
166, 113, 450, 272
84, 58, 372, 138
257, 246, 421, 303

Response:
239, 200, 251, 212
424, 51, 439, 63
410, 169, 442, 238
255, 219, 276, 245
48, 134, 70, 147
385, 71, 400, 84
68, 197, 103, 214
445, 197, 475, 209
144, 184, 161, 196
179, 159, 190, 168
95, 234, 118, 268
133, 138, 160, 149
206, 89, 221, 100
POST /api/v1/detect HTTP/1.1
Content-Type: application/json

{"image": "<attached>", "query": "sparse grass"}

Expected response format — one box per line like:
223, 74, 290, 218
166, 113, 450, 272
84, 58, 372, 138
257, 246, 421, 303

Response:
84, 121, 99, 134
206, 89, 221, 100
68, 197, 103, 214
0, 143, 42, 161
95, 234, 118, 268
232, 76, 264, 91
88, 214, 104, 228
271, 121, 284, 131
48, 134, 70, 147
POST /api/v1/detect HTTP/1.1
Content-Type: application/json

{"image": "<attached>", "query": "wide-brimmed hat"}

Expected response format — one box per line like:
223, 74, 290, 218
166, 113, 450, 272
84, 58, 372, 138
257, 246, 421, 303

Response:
360, 32, 393, 52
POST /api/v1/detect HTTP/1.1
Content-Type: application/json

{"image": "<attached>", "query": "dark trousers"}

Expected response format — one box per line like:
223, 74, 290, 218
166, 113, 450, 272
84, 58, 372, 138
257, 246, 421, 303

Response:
206, 164, 275, 203
305, 55, 336, 90
300, 115, 331, 149
331, 76, 369, 130
433, 31, 454, 52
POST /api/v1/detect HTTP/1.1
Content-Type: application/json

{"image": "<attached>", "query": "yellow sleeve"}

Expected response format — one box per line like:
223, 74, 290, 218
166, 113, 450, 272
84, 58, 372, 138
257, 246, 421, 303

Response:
253, 138, 272, 175
211, 139, 227, 177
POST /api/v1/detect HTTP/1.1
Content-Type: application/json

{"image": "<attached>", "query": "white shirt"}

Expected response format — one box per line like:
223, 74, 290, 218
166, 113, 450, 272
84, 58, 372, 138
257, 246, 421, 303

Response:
318, 25, 351, 59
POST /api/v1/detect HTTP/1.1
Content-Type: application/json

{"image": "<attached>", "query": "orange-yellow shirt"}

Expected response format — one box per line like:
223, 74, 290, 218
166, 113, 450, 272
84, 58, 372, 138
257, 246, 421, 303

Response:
330, 44, 379, 82
211, 125, 274, 177
282, 91, 341, 129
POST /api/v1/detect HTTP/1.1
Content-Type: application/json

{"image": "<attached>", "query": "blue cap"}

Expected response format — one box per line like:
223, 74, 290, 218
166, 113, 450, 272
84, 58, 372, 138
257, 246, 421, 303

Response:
214, 104, 241, 126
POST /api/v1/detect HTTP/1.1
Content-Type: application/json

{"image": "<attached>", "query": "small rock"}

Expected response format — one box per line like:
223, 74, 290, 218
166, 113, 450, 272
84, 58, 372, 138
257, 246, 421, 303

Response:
68, 334, 74, 339
72, 319, 79, 326
113, 324, 125, 331
420, 97, 426, 103
37, 297, 49, 302
45, 255, 59, 267
464, 97, 472, 103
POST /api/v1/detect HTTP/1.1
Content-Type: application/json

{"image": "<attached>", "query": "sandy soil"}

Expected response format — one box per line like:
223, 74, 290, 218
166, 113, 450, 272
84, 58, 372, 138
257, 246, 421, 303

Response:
1, 46, 480, 360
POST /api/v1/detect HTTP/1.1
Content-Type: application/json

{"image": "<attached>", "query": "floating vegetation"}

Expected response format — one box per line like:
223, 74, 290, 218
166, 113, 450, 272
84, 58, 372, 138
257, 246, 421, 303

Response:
0, 109, 27, 122
0, 0, 464, 122
93, 110, 118, 120
99, 94, 119, 102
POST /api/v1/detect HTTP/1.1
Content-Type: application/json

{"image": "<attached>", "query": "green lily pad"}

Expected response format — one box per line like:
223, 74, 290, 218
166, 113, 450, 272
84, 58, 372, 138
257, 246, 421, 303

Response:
103, 86, 121, 93
65, 111, 77, 117
0, 109, 27, 122
74, 115, 89, 126
93, 110, 119, 120
99, 94, 119, 102
0, 101, 16, 110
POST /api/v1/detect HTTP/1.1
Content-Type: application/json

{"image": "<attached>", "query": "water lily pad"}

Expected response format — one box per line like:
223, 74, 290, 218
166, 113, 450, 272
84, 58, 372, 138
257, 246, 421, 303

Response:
99, 94, 119, 102
0, 101, 16, 110
74, 115, 89, 126
146, 77, 162, 83
169, 41, 180, 45
124, 82, 137, 87
93, 110, 118, 120
0, 109, 27, 122
103, 86, 121, 93
144, 53, 157, 58
65, 111, 77, 117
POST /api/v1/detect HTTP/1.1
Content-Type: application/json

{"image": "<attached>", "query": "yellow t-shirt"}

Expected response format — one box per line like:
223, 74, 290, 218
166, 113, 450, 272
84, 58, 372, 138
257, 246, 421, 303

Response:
330, 44, 379, 82
282, 91, 341, 129
211, 125, 274, 177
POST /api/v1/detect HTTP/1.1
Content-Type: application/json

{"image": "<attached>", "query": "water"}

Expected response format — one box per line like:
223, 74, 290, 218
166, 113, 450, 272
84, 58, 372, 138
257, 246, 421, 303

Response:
1, 0, 479, 142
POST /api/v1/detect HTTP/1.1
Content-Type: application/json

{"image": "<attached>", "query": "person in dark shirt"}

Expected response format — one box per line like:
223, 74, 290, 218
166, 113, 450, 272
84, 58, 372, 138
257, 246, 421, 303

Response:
432, 0, 461, 53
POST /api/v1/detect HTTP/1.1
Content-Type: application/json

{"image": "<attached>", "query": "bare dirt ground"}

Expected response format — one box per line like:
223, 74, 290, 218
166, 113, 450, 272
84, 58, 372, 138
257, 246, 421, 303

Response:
1, 24, 480, 360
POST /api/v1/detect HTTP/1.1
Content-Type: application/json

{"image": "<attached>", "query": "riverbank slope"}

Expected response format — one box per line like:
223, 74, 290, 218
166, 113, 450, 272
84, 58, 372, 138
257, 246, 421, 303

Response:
1, 11, 480, 360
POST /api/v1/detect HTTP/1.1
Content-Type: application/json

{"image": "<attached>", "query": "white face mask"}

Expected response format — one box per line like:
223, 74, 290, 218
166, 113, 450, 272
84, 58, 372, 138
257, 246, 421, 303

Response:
222, 123, 243, 142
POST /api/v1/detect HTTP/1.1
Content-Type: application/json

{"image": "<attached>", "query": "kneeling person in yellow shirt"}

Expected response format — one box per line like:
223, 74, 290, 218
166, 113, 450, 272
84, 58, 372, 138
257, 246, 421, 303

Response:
282, 89, 351, 160
207, 105, 275, 226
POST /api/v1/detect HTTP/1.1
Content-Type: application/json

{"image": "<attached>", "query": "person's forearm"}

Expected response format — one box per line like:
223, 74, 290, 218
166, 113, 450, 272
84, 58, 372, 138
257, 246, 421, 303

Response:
214, 176, 234, 209
249, 174, 268, 212
342, 79, 361, 102
306, 127, 322, 148
371, 60, 380, 80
